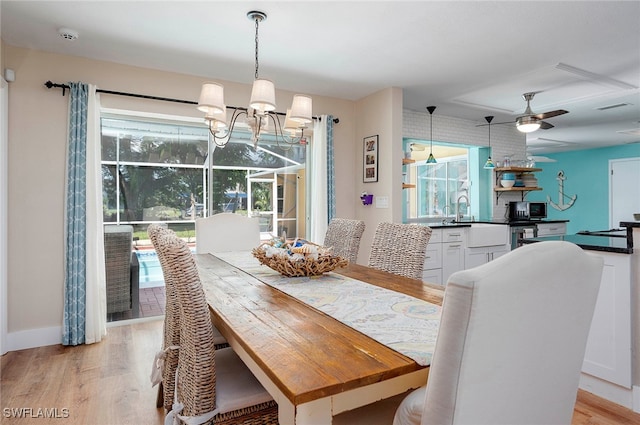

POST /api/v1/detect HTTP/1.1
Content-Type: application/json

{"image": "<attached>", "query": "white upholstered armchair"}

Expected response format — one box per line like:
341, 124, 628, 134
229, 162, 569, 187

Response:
394, 240, 604, 425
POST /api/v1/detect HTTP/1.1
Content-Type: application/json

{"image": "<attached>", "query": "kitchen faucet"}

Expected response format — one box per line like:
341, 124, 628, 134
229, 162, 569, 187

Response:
441, 205, 454, 224
456, 194, 470, 221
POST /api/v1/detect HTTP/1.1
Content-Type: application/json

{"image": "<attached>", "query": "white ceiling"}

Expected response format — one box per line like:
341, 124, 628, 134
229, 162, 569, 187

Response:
2, 1, 639, 154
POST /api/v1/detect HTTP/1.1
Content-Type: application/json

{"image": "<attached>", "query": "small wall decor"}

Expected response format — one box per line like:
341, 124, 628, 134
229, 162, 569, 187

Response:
363, 135, 379, 183
547, 170, 577, 211
360, 192, 373, 205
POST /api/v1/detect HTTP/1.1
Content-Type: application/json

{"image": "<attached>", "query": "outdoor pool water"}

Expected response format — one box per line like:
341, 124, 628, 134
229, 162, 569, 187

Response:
135, 250, 165, 288
135, 248, 195, 288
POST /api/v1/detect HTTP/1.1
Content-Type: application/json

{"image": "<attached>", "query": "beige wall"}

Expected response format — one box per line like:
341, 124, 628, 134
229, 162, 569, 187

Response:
353, 87, 403, 264
3, 45, 360, 339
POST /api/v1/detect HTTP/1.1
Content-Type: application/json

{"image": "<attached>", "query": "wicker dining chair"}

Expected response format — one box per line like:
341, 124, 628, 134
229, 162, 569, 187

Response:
157, 232, 278, 425
323, 218, 366, 263
368, 222, 432, 280
147, 224, 181, 411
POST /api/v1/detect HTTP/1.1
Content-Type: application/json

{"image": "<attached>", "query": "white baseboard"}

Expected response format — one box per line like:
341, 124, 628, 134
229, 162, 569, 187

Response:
579, 373, 633, 410
633, 385, 640, 413
7, 326, 62, 352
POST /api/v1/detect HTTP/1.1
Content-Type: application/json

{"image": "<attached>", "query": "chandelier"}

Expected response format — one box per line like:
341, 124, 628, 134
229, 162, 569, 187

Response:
197, 11, 312, 148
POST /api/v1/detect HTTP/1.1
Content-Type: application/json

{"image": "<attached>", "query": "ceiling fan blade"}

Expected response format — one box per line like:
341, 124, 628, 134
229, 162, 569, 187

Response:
534, 109, 569, 120
539, 120, 554, 130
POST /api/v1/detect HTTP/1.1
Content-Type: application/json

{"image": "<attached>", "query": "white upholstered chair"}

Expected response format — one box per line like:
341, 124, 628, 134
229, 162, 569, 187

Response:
196, 212, 260, 254
195, 213, 260, 355
393, 241, 604, 425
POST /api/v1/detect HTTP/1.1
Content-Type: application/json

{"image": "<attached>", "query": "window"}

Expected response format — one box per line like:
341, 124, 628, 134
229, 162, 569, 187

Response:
404, 140, 470, 221
413, 156, 468, 218
101, 115, 307, 239
101, 118, 208, 234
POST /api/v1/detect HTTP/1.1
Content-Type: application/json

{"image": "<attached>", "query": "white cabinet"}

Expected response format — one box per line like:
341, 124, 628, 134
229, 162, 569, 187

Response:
442, 240, 464, 283
581, 251, 632, 388
463, 224, 510, 269
464, 245, 510, 269
422, 228, 465, 285
536, 222, 567, 236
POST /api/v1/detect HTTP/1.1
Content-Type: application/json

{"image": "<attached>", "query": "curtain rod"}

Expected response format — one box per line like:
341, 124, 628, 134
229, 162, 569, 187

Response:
44, 81, 339, 124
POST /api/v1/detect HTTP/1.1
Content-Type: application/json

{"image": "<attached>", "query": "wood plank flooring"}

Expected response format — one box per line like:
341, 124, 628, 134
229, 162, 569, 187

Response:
1, 319, 639, 425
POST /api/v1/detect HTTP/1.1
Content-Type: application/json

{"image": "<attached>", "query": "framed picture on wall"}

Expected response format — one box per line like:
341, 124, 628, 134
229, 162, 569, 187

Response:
363, 135, 379, 183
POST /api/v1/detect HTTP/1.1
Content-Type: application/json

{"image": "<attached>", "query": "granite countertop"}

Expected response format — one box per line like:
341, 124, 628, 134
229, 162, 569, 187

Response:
410, 218, 569, 228
522, 234, 631, 254
522, 224, 634, 254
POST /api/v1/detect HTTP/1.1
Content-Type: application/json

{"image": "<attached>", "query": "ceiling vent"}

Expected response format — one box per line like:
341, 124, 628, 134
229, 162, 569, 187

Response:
596, 103, 632, 111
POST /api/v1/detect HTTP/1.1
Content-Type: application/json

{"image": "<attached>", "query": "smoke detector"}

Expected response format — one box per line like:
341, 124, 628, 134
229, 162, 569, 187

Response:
58, 28, 79, 41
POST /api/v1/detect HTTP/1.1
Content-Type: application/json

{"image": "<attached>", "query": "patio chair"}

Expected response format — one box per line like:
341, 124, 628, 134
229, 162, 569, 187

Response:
368, 222, 432, 280
323, 218, 365, 263
158, 231, 278, 424
104, 225, 139, 316
393, 241, 604, 425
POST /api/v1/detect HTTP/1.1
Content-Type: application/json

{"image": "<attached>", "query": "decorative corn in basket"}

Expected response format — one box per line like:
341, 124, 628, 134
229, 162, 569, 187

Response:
252, 239, 348, 277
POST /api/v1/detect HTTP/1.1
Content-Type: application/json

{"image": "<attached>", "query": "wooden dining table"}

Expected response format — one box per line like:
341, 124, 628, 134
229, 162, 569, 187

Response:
195, 253, 445, 425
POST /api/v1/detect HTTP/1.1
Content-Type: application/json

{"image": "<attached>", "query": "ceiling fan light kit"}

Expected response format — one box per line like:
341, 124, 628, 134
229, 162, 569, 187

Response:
516, 115, 541, 133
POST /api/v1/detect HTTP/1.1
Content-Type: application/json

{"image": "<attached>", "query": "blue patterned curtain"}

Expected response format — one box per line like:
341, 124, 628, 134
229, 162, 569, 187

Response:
63, 82, 89, 345
326, 115, 336, 223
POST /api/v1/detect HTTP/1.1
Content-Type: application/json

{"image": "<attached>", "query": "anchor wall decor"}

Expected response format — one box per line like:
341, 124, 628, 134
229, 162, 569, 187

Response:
547, 170, 576, 211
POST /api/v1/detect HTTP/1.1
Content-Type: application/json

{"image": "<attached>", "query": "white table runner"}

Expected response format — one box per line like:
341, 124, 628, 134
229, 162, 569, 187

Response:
215, 251, 441, 366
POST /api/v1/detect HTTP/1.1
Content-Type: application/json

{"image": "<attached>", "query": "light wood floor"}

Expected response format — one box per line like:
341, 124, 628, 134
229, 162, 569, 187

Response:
2, 319, 639, 425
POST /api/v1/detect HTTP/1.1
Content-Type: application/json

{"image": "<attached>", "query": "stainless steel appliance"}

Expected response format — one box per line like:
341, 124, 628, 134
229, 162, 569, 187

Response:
508, 201, 548, 221
508, 201, 530, 221
529, 202, 547, 220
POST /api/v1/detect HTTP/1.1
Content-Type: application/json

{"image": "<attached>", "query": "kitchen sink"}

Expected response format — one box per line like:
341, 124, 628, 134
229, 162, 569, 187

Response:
466, 223, 509, 247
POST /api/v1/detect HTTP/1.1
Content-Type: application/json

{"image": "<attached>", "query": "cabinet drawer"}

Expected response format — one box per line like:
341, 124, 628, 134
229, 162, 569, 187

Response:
537, 222, 567, 237
423, 244, 442, 270
427, 229, 442, 244
442, 228, 464, 243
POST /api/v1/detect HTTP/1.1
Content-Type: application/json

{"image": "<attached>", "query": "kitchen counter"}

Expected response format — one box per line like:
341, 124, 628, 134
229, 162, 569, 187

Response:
522, 222, 636, 254
407, 218, 569, 228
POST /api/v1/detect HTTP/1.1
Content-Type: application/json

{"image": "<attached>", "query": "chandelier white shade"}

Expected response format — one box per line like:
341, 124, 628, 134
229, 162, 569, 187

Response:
290, 95, 313, 124
197, 82, 225, 114
249, 78, 276, 113
284, 109, 302, 135
204, 104, 227, 130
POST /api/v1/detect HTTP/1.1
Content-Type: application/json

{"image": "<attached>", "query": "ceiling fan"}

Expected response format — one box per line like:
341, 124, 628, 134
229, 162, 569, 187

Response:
481, 92, 569, 133
514, 92, 569, 133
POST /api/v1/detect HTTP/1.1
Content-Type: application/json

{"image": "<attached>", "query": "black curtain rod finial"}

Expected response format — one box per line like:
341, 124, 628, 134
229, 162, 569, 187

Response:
45, 80, 70, 96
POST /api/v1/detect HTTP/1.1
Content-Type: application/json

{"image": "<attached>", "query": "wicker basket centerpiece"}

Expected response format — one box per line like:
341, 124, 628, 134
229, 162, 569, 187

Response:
252, 239, 348, 277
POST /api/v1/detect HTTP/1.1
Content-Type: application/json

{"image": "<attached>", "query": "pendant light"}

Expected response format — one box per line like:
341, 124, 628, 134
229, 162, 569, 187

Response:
483, 115, 495, 169
426, 106, 437, 164
197, 10, 312, 148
